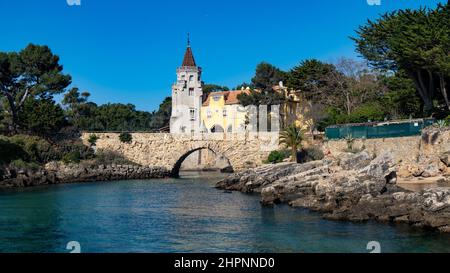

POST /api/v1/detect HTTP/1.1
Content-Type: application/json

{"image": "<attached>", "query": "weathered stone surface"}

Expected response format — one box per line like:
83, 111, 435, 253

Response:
217, 151, 450, 233
81, 132, 279, 174
440, 151, 450, 167
322, 128, 450, 179
0, 163, 169, 189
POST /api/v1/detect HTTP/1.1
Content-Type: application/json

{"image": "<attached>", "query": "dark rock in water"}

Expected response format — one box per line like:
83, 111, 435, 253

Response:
216, 151, 450, 233
0, 162, 170, 189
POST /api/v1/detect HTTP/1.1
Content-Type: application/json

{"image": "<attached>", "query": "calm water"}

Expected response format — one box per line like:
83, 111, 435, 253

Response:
0, 172, 449, 253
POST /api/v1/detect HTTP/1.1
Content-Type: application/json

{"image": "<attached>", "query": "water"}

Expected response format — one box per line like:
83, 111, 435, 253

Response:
0, 171, 449, 253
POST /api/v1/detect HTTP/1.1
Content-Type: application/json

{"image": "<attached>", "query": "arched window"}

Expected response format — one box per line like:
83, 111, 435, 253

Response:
227, 125, 233, 133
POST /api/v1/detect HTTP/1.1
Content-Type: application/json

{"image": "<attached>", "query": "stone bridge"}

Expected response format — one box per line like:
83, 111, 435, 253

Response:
81, 132, 280, 177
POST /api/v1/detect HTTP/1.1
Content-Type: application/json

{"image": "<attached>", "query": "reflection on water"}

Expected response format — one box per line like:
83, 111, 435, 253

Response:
0, 171, 449, 253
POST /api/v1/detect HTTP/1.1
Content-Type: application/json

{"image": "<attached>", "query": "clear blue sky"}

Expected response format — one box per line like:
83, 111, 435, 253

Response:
0, 0, 445, 112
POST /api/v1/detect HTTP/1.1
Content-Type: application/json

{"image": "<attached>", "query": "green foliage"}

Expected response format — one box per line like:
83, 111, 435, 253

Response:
119, 132, 132, 143
251, 62, 287, 92
265, 150, 290, 164
298, 146, 325, 163
3, 135, 57, 163
436, 120, 447, 129
0, 138, 29, 164
0, 44, 71, 131
10, 159, 40, 171
17, 97, 66, 135
88, 134, 99, 146
202, 84, 229, 102
237, 89, 285, 107
63, 91, 171, 131
93, 149, 139, 166
352, 4, 450, 113
62, 151, 81, 164
445, 115, 450, 125
286, 59, 335, 100
280, 125, 304, 162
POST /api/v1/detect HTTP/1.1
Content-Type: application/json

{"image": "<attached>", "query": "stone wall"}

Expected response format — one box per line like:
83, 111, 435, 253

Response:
322, 128, 450, 178
81, 132, 280, 175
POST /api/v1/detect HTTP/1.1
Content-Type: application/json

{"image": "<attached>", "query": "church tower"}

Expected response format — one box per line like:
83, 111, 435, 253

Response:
170, 37, 203, 134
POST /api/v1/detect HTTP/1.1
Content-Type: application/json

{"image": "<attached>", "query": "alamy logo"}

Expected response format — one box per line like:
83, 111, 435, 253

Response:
67, 0, 81, 6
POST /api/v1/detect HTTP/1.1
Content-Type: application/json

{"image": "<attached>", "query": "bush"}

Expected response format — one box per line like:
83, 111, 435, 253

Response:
62, 151, 81, 164
298, 146, 324, 163
0, 138, 29, 164
445, 115, 450, 126
266, 150, 290, 164
119, 132, 132, 143
88, 134, 99, 146
6, 135, 58, 163
10, 159, 40, 172
93, 149, 139, 166
55, 140, 95, 161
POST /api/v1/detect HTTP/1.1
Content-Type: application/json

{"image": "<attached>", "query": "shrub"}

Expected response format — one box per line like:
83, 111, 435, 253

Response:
298, 146, 325, 163
88, 134, 99, 146
0, 138, 29, 164
266, 150, 290, 164
119, 132, 132, 143
10, 159, 40, 172
8, 135, 58, 163
445, 115, 450, 126
94, 149, 139, 166
55, 140, 95, 161
62, 151, 81, 164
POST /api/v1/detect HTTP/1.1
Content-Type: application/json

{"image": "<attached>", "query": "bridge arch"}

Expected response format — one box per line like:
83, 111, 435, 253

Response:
170, 147, 233, 177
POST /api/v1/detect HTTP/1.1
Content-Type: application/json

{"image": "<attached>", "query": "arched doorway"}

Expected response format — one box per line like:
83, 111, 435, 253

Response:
171, 147, 233, 177
210, 125, 224, 133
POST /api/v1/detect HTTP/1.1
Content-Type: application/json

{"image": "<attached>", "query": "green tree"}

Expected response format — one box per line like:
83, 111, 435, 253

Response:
279, 125, 303, 162
202, 84, 229, 102
251, 62, 287, 92
352, 3, 450, 113
0, 44, 71, 131
17, 97, 66, 136
286, 59, 335, 101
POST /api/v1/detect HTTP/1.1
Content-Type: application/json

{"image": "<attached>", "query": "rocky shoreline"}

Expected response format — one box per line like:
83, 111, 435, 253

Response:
0, 162, 170, 189
216, 151, 450, 233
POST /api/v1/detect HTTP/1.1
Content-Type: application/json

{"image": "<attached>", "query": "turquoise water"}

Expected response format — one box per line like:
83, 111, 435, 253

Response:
0, 172, 449, 253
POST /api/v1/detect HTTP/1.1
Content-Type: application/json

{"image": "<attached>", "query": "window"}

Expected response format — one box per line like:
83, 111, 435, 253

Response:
190, 109, 196, 121
207, 110, 212, 118
181, 75, 185, 80
223, 109, 227, 116
189, 75, 194, 82
189, 88, 194, 96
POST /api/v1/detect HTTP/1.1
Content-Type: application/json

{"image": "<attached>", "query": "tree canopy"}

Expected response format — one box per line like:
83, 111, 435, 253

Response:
352, 3, 450, 113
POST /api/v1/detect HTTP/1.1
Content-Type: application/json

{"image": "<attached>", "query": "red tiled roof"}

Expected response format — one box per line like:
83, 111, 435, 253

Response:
202, 90, 250, 106
182, 46, 196, 67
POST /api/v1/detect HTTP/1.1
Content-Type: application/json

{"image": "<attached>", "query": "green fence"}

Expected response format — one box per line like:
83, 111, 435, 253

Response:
325, 119, 435, 140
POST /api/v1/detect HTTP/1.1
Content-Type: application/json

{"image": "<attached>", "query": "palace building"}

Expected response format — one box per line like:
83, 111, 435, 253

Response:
170, 39, 249, 134
170, 39, 311, 135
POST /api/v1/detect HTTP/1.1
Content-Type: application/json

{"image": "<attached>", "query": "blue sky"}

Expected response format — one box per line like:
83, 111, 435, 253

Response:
0, 0, 445, 111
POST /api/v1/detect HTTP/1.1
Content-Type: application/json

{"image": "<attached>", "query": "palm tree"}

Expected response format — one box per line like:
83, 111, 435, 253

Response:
280, 124, 303, 162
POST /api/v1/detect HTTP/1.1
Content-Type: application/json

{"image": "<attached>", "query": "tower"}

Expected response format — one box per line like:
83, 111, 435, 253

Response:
170, 37, 203, 134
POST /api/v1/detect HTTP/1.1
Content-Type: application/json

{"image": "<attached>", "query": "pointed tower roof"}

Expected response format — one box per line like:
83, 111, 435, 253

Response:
181, 35, 197, 67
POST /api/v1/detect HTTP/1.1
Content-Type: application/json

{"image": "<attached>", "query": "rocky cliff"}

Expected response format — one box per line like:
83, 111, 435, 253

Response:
216, 151, 450, 233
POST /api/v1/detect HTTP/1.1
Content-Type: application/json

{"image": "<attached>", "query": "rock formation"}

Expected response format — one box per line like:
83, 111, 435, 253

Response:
216, 151, 450, 232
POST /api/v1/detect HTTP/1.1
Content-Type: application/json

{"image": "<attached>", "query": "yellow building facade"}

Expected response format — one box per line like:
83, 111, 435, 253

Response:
200, 90, 249, 133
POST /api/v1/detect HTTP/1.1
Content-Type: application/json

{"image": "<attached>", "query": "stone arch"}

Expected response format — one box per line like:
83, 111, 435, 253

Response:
170, 146, 233, 177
